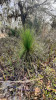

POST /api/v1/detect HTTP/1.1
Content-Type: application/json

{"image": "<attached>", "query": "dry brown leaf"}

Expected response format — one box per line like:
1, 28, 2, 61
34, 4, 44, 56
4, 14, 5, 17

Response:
34, 87, 40, 96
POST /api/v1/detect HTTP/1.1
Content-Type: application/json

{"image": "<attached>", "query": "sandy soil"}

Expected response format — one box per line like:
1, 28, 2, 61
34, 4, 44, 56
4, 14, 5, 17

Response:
0, 33, 8, 38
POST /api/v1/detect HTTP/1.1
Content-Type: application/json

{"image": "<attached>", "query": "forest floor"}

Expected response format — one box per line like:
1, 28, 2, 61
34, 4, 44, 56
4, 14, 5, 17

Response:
0, 30, 56, 100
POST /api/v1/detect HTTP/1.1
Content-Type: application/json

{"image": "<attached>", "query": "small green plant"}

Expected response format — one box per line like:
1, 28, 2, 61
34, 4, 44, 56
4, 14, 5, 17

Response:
8, 27, 20, 37
21, 28, 34, 52
8, 28, 17, 36
10, 28, 16, 36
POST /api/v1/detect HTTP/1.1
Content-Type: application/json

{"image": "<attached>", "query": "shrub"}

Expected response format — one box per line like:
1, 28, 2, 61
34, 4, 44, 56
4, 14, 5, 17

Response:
33, 17, 41, 34
7, 27, 21, 37
15, 29, 20, 37
10, 28, 17, 36
34, 41, 47, 61
21, 28, 34, 52
25, 19, 33, 29
8, 28, 17, 36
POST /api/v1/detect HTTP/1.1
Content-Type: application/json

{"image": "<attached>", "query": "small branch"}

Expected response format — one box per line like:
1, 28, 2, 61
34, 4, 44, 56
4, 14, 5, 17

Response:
0, 78, 42, 84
